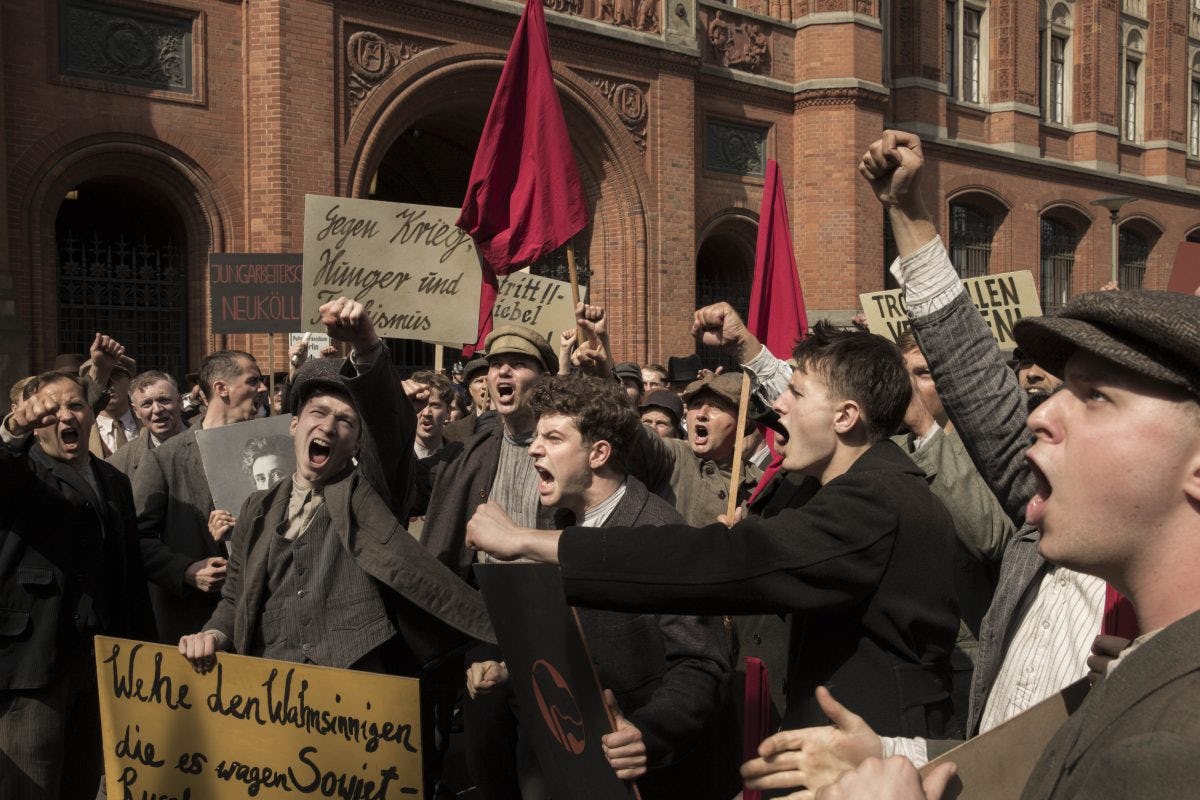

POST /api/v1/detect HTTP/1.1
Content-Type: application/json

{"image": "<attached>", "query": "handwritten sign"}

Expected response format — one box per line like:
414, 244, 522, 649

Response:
209, 253, 303, 334
302, 195, 483, 345
860, 270, 1042, 349
95, 636, 422, 799
494, 271, 587, 348
288, 332, 333, 362
475, 564, 635, 800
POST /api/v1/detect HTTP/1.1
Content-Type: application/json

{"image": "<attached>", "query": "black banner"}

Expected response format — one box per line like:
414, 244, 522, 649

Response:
209, 253, 303, 334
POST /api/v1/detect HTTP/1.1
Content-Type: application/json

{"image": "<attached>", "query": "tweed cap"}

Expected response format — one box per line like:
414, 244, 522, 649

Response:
638, 388, 684, 421
289, 356, 351, 414
484, 324, 558, 374
682, 371, 744, 408
1012, 289, 1200, 397
613, 362, 644, 391
462, 356, 489, 382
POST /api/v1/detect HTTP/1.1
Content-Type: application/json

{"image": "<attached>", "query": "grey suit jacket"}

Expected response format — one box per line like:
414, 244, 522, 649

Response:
1020, 609, 1200, 799
910, 292, 1053, 739
106, 428, 155, 478
133, 426, 223, 642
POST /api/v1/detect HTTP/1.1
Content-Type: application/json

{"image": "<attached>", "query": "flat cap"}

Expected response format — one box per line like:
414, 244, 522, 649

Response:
682, 371, 744, 408
613, 362, 644, 391
463, 357, 489, 382
484, 324, 558, 374
1013, 289, 1200, 397
289, 356, 351, 414
638, 388, 683, 421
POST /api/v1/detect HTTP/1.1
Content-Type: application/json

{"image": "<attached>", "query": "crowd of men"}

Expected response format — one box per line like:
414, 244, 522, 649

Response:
3, 131, 1199, 800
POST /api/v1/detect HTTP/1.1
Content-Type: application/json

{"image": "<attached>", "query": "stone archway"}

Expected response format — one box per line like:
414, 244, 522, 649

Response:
19, 135, 230, 373
344, 45, 651, 360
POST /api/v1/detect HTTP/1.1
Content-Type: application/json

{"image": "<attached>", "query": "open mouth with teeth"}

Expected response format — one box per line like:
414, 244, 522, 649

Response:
534, 463, 555, 498
1025, 458, 1052, 527
691, 423, 710, 448
308, 438, 332, 469
59, 426, 80, 447
494, 383, 516, 404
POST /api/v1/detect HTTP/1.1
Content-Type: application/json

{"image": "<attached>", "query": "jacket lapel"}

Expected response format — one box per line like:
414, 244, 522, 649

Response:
32, 445, 105, 522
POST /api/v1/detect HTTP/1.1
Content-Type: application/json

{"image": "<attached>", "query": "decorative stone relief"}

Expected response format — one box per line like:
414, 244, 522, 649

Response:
60, 0, 193, 92
582, 73, 649, 152
708, 11, 770, 74
344, 28, 443, 116
705, 119, 767, 177
544, 0, 661, 34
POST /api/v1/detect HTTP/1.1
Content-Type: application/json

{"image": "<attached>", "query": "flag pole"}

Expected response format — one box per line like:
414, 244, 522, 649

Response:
725, 371, 753, 524
566, 240, 584, 344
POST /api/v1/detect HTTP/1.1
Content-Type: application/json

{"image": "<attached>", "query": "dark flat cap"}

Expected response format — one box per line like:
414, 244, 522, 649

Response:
613, 362, 644, 391
463, 357, 489, 382
484, 324, 558, 374
667, 354, 703, 384
1013, 290, 1200, 397
289, 356, 351, 414
639, 388, 683, 421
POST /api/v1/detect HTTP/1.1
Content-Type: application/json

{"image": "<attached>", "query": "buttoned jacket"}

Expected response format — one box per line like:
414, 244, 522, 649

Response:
106, 427, 156, 478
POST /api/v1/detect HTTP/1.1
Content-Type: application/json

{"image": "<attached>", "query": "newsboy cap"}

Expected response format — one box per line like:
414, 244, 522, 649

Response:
613, 362, 644, 392
462, 357, 489, 382
638, 388, 684, 421
289, 356, 351, 414
1012, 289, 1200, 398
484, 324, 558, 374
682, 371, 744, 408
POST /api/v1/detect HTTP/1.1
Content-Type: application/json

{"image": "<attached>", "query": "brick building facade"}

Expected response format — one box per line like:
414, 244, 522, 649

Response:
2, 0, 1199, 388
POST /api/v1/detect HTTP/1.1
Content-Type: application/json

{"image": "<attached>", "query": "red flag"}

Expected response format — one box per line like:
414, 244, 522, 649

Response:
746, 159, 807, 499
747, 159, 807, 359
457, 0, 589, 353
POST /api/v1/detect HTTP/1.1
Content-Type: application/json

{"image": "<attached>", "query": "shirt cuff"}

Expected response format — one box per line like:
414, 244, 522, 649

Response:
880, 736, 930, 768
743, 344, 792, 405
888, 237, 966, 319
0, 414, 30, 446
204, 629, 230, 651
349, 340, 385, 374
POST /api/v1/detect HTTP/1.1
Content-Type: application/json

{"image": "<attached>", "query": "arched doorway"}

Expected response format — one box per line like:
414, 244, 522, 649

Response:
55, 177, 189, 377
695, 216, 756, 369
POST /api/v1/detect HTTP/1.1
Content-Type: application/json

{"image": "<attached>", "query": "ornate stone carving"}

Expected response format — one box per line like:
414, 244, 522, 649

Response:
793, 86, 889, 111
583, 73, 649, 152
705, 119, 767, 177
544, 0, 661, 34
60, 0, 193, 92
344, 28, 442, 116
708, 11, 771, 74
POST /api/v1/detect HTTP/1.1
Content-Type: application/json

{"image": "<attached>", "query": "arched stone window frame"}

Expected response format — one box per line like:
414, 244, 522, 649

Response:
1122, 26, 1147, 143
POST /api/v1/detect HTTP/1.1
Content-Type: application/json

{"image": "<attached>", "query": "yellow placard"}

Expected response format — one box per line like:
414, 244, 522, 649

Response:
302, 194, 483, 346
494, 270, 587, 349
859, 270, 1043, 349
95, 636, 422, 799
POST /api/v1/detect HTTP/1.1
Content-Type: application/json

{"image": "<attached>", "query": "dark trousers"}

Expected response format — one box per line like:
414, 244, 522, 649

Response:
463, 682, 547, 800
0, 653, 103, 800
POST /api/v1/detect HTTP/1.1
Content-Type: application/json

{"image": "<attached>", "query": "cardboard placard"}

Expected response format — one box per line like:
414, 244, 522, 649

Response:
302, 195, 483, 346
288, 332, 333, 362
1168, 241, 1200, 294
475, 563, 636, 800
95, 636, 422, 799
919, 678, 1089, 799
195, 415, 295, 515
209, 253, 303, 335
494, 271, 587, 348
860, 270, 1042, 349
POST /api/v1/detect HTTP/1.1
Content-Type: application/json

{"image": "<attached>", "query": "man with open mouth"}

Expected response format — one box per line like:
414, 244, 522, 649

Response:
179, 297, 494, 796
465, 373, 733, 799
107, 369, 185, 479
0, 334, 156, 798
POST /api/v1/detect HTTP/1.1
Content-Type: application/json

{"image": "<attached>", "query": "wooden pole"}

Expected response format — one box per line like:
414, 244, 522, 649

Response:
724, 371, 753, 524
434, 344, 445, 373
268, 333, 275, 412
565, 240, 584, 346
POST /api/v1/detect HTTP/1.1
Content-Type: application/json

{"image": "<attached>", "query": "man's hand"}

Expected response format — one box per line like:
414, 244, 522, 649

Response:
178, 632, 224, 674
814, 757, 956, 800
692, 302, 761, 362
858, 131, 925, 210
602, 690, 647, 781
466, 660, 510, 700
401, 379, 431, 404
573, 303, 612, 377
208, 509, 235, 543
1098, 280, 1119, 292
6, 394, 61, 437
184, 557, 228, 593
465, 502, 562, 564
318, 297, 380, 353
1086, 634, 1131, 685
558, 329, 577, 375
741, 687, 883, 795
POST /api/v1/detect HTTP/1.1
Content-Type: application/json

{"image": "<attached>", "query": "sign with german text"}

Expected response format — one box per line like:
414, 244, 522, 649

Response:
860, 270, 1042, 349
209, 253, 303, 335
494, 271, 587, 349
287, 332, 333, 362
95, 636, 422, 799
302, 195, 483, 346
475, 564, 636, 800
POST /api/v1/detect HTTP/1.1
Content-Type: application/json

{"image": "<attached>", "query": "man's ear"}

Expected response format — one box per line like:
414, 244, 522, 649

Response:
831, 399, 862, 435
1183, 448, 1200, 507
289, 414, 299, 436
589, 439, 613, 471
211, 378, 229, 403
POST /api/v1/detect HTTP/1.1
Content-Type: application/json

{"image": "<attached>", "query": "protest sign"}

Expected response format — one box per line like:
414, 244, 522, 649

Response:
288, 332, 333, 362
95, 636, 422, 799
494, 271, 587, 349
919, 678, 1089, 799
302, 195, 483, 346
196, 414, 294, 515
860, 270, 1042, 349
209, 253, 303, 335
475, 564, 637, 800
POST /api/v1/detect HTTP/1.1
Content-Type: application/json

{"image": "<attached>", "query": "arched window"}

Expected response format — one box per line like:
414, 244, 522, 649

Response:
696, 220, 756, 370
1039, 216, 1079, 313
1190, 52, 1200, 157
1040, 2, 1073, 124
1118, 227, 1149, 289
1123, 29, 1146, 142
949, 202, 994, 278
